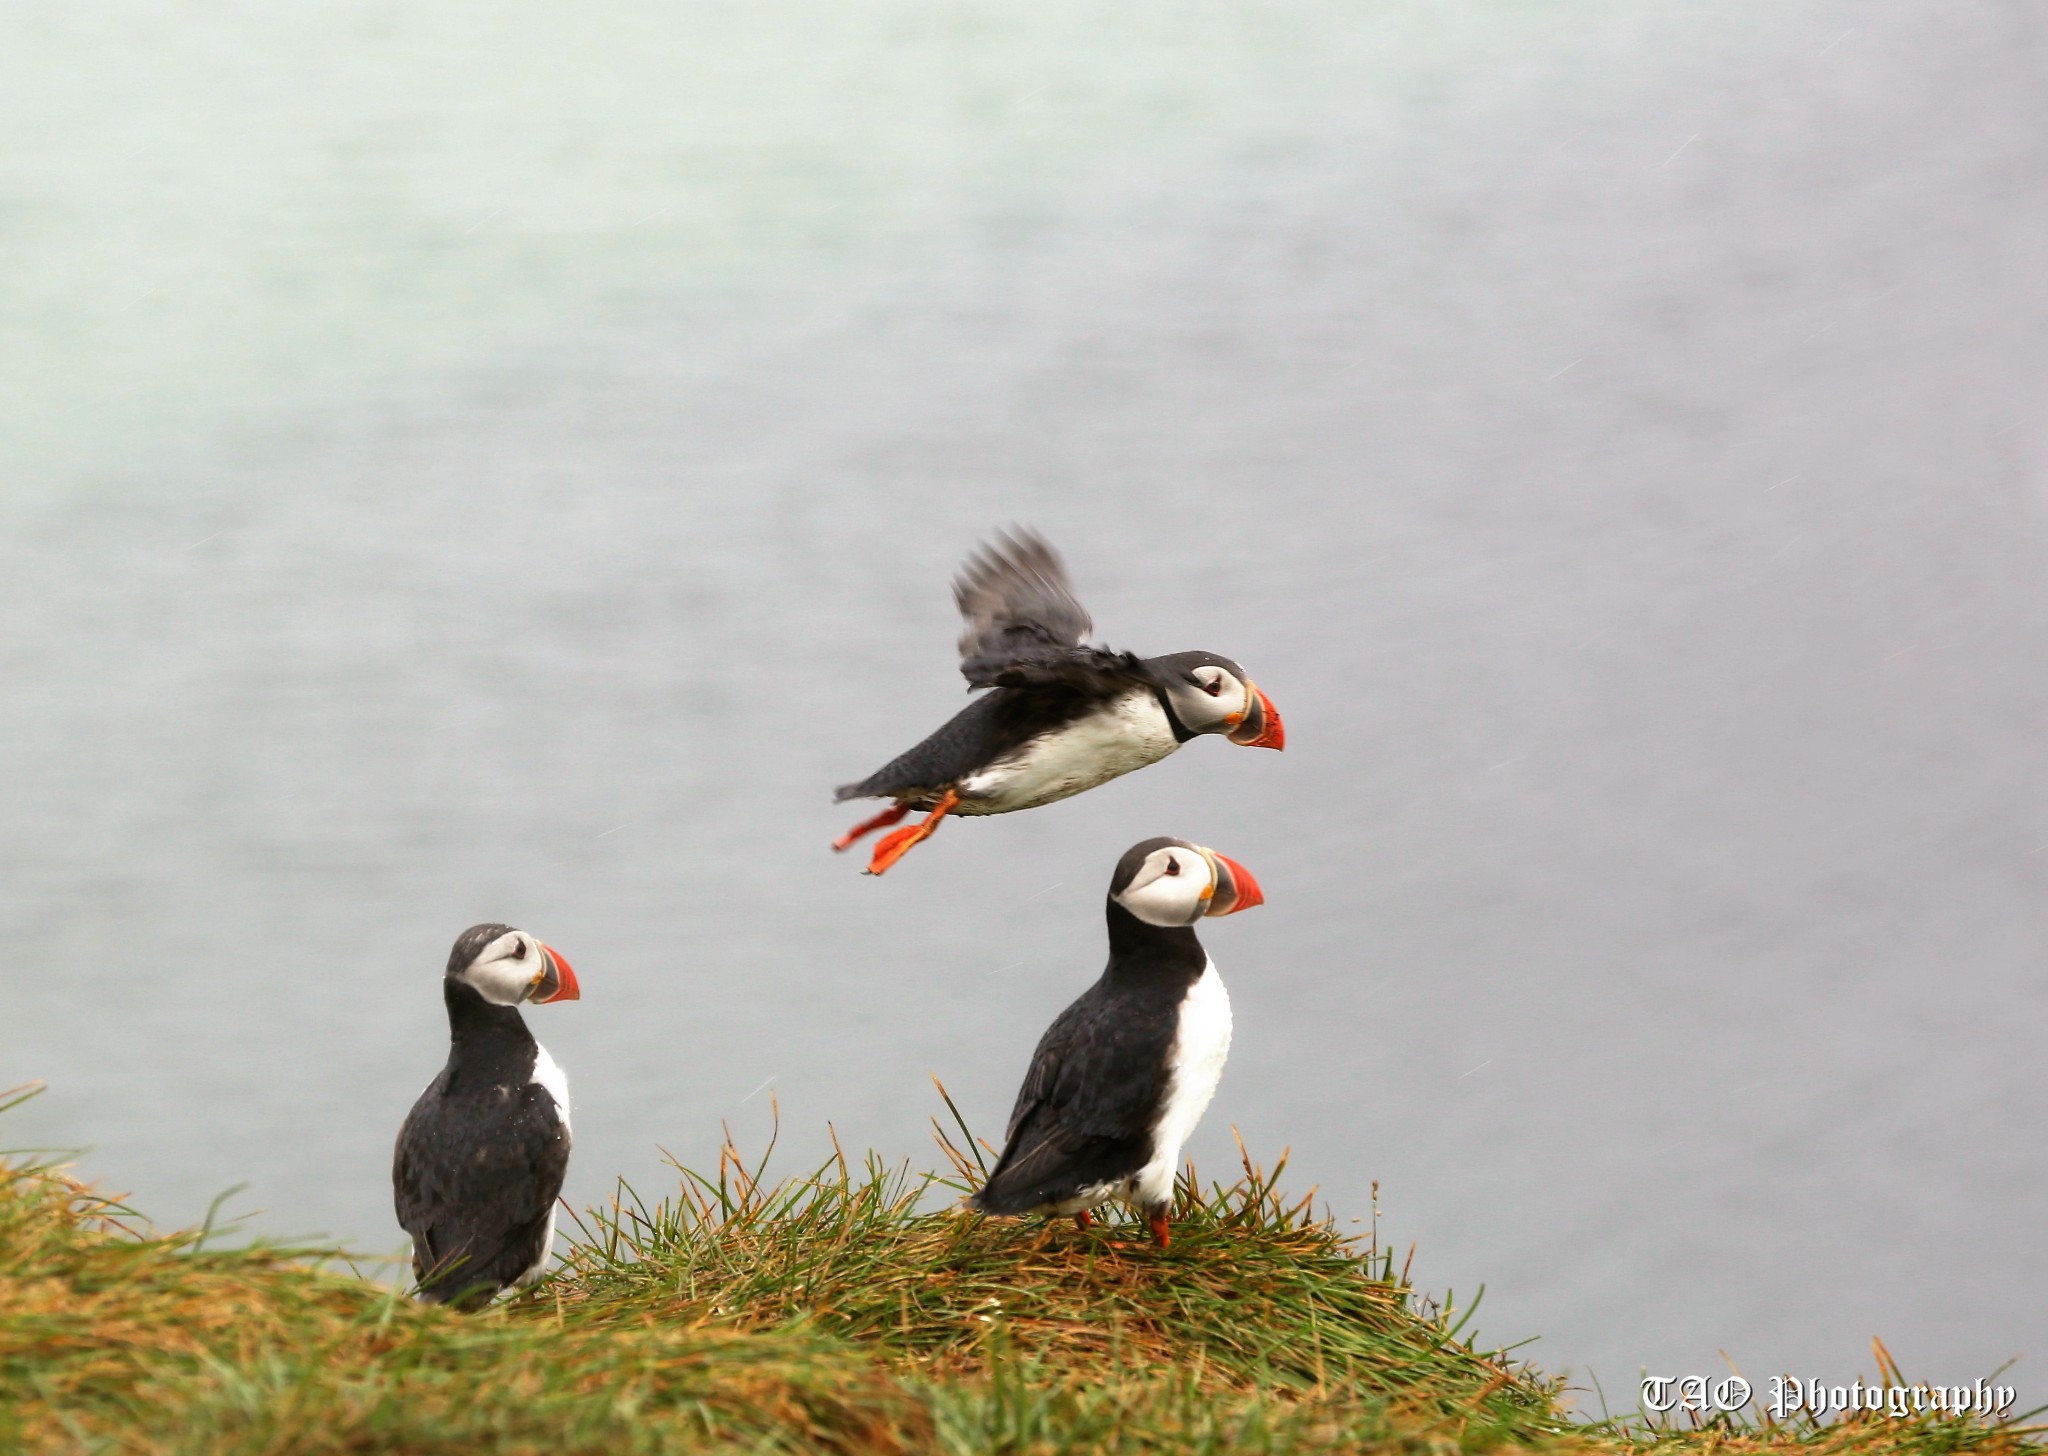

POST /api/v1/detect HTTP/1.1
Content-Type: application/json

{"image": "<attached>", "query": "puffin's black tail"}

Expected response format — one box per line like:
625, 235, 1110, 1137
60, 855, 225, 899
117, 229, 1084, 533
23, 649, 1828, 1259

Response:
968, 1182, 1033, 1216
969, 1157, 1087, 1217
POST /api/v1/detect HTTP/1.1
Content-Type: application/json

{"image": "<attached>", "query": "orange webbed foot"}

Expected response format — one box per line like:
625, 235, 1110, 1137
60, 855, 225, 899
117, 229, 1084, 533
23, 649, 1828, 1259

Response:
1148, 1212, 1171, 1249
833, 803, 909, 852
863, 791, 960, 876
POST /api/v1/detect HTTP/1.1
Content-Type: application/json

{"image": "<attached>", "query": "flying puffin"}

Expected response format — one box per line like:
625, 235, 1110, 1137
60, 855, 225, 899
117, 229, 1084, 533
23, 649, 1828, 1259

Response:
392, 922, 581, 1309
970, 837, 1263, 1247
834, 530, 1284, 875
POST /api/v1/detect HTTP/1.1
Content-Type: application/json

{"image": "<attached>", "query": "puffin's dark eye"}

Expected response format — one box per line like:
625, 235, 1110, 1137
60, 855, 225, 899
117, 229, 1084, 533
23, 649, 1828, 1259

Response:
1201, 676, 1223, 696
1164, 858, 1180, 876
510, 940, 526, 958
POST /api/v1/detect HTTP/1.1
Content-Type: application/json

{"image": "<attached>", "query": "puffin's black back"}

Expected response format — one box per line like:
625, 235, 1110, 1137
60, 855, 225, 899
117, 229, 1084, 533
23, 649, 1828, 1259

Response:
393, 965, 570, 1309
837, 687, 1096, 803
835, 657, 1177, 806
972, 871, 1210, 1215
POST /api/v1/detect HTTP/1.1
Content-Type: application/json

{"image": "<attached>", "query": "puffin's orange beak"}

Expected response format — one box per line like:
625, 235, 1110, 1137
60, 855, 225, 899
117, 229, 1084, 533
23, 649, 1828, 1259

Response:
531, 944, 580, 1003
1226, 686, 1285, 750
1202, 852, 1264, 917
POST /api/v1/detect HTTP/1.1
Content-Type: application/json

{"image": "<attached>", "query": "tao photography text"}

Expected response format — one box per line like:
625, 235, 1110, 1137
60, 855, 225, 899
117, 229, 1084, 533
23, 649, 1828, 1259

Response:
1640, 1375, 2018, 1420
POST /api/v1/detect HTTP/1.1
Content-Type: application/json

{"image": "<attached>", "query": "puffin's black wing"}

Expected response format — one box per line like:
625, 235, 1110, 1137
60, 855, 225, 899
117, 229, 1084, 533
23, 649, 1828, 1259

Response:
834, 530, 1152, 804
953, 529, 1136, 693
971, 983, 1172, 1215
392, 1077, 571, 1308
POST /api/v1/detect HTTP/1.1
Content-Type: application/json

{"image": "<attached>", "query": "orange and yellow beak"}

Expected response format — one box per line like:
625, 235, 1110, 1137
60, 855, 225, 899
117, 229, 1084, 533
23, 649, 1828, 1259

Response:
531, 944, 580, 1003
1198, 850, 1265, 917
1225, 684, 1285, 750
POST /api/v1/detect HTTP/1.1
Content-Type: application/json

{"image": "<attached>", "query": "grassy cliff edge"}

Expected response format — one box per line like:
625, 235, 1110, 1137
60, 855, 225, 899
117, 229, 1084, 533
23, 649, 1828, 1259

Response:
2, 1091, 2037, 1455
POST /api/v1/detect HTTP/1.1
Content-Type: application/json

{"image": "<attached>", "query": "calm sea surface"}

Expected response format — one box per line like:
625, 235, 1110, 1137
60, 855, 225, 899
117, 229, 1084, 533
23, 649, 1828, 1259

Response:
4, 0, 2044, 1411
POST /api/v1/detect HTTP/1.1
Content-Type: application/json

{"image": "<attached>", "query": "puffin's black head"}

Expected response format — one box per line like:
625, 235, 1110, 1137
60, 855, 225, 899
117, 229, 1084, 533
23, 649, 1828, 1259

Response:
1108, 837, 1265, 927
1148, 651, 1284, 750
445, 922, 581, 1007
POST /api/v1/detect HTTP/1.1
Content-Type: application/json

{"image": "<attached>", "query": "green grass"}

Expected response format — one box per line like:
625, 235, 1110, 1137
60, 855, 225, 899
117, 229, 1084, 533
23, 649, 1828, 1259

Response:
1, 1083, 2038, 1455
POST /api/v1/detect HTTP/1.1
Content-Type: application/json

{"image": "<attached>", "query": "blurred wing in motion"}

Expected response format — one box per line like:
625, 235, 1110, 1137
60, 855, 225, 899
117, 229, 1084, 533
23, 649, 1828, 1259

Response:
954, 529, 1128, 691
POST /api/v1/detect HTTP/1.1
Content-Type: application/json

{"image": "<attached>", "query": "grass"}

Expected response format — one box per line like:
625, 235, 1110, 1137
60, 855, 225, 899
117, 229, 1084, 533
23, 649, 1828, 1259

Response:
1, 1082, 2039, 1455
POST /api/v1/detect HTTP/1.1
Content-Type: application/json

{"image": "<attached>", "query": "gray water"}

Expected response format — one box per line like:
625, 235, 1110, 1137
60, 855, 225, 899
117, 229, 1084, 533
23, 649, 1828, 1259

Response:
5, 0, 2045, 1415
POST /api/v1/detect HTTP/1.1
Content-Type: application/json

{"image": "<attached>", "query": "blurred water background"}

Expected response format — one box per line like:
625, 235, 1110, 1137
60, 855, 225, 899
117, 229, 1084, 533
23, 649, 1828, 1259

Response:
4, 0, 2045, 1412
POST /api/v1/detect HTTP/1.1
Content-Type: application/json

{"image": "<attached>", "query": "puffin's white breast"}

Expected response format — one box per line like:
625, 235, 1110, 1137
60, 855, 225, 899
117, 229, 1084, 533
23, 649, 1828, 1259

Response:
530, 1043, 571, 1134
960, 687, 1180, 813
1131, 958, 1233, 1208
514, 1042, 571, 1289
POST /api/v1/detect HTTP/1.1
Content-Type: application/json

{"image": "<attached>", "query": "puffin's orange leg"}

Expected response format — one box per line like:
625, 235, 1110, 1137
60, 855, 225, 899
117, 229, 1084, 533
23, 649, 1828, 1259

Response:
833, 803, 910, 852
1074, 1209, 1093, 1233
1148, 1211, 1171, 1249
864, 790, 960, 876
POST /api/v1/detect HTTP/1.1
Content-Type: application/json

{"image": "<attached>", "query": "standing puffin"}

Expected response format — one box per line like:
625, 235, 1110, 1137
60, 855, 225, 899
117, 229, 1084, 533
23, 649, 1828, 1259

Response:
393, 923, 581, 1308
833, 530, 1283, 875
970, 837, 1263, 1247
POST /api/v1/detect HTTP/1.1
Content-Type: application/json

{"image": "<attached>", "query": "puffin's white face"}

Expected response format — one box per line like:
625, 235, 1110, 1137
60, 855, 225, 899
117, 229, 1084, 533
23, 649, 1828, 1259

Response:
1163, 663, 1253, 735
1158, 660, 1283, 748
454, 930, 580, 1007
1113, 843, 1264, 927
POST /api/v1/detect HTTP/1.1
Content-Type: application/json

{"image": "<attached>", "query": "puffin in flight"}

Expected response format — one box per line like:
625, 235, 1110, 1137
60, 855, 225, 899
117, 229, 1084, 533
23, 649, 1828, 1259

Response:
970, 837, 1262, 1247
392, 922, 580, 1308
834, 530, 1284, 875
